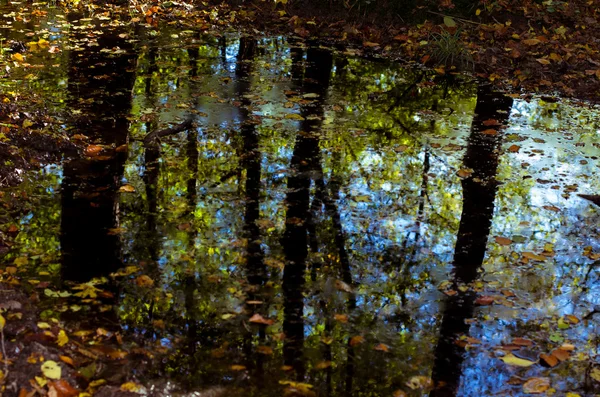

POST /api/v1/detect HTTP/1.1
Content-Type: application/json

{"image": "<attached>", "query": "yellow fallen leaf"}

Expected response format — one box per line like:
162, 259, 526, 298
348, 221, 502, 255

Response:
57, 330, 68, 347
500, 353, 536, 367
121, 382, 144, 392
11, 53, 24, 62
41, 360, 62, 379
285, 113, 305, 121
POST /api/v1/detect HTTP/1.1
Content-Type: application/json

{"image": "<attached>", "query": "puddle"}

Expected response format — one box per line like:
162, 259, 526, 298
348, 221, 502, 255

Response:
2, 3, 600, 396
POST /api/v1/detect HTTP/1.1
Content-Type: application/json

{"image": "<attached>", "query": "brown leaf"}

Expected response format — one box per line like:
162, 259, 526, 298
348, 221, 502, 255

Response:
257, 345, 273, 355
522, 377, 550, 394
522, 252, 546, 262
550, 348, 570, 362
249, 313, 274, 325
483, 119, 500, 126
508, 144, 520, 153
539, 353, 558, 368
482, 128, 498, 135
84, 145, 103, 157
349, 335, 365, 346
334, 314, 348, 323
475, 296, 495, 306
315, 361, 332, 369
135, 275, 154, 287
374, 343, 390, 352
48, 380, 78, 397
512, 338, 533, 347
495, 236, 512, 245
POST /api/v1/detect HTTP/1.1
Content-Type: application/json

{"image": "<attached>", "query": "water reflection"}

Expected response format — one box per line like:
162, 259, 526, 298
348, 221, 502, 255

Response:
2, 5, 600, 396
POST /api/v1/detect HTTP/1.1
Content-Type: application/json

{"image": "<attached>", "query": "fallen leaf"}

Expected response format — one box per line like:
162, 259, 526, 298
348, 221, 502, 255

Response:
500, 353, 536, 367
522, 252, 546, 262
540, 353, 558, 367
48, 379, 78, 397
249, 313, 274, 325
405, 376, 433, 390
84, 145, 103, 157
334, 314, 348, 323
550, 348, 570, 362
134, 275, 154, 287
119, 184, 136, 193
349, 335, 365, 346
57, 330, 68, 347
522, 377, 550, 394
475, 296, 495, 306
41, 360, 62, 380
373, 343, 389, 352
495, 236, 512, 245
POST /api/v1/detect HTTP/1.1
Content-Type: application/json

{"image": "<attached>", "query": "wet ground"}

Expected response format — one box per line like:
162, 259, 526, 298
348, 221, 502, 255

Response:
2, 2, 600, 396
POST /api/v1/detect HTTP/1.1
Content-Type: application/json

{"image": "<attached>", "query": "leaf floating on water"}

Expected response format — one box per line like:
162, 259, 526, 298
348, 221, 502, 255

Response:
334, 280, 353, 293
374, 343, 390, 352
285, 113, 305, 121
41, 360, 62, 380
508, 144, 521, 153
500, 353, 536, 367
84, 144, 103, 157
334, 314, 348, 323
475, 296, 495, 306
135, 275, 154, 287
249, 313, 274, 325
512, 338, 534, 347
591, 367, 600, 382
551, 347, 570, 362
119, 184, 136, 193
405, 376, 433, 391
522, 377, 550, 394
495, 236, 512, 245
522, 252, 546, 262
349, 335, 365, 346
230, 365, 246, 371
540, 353, 558, 367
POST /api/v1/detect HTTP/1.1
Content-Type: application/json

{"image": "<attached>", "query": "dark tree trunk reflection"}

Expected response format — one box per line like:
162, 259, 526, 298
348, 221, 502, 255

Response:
282, 46, 333, 379
61, 13, 136, 282
430, 85, 513, 397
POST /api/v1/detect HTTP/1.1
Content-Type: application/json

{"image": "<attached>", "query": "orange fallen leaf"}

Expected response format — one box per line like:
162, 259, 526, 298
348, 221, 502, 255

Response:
349, 335, 365, 346
48, 379, 78, 397
475, 296, 495, 306
84, 145, 103, 157
334, 314, 348, 323
550, 348, 570, 362
374, 343, 389, 352
540, 353, 558, 367
495, 236, 512, 245
249, 313, 274, 325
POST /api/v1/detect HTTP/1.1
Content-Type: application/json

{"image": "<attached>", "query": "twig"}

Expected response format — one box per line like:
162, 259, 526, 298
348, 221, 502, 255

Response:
1, 326, 8, 387
426, 10, 484, 26
143, 118, 194, 147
